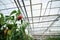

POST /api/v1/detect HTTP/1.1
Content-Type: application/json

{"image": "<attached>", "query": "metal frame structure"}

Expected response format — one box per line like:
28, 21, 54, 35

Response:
42, 0, 60, 36
0, 0, 60, 38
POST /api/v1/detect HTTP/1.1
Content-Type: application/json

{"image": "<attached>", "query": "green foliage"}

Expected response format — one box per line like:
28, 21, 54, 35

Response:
0, 9, 34, 40
20, 22, 29, 30
10, 9, 21, 17
46, 37, 60, 40
0, 13, 5, 40
10, 10, 17, 15
10, 16, 14, 20
16, 9, 21, 17
6, 24, 17, 30
0, 13, 4, 26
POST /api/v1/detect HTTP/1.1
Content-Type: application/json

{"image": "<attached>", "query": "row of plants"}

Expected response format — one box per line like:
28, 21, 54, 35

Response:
46, 37, 60, 40
0, 9, 34, 40
45, 36, 60, 40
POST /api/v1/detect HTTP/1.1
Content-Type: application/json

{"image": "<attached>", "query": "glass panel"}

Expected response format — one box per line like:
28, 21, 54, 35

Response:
29, 18, 32, 23
41, 9, 50, 15
52, 0, 60, 1
49, 27, 60, 30
10, 0, 14, 3
33, 28, 47, 31
51, 1, 60, 8
40, 16, 57, 21
0, 8, 17, 15
27, 24, 33, 30
47, 2, 52, 8
6, 4, 16, 8
52, 20, 60, 26
26, 6, 30, 11
33, 10, 40, 16
32, 5, 41, 10
0, 5, 5, 9
0, 0, 11, 4
42, 0, 50, 8
31, 31, 43, 34
30, 24, 33, 28
27, 11, 31, 17
0, 0, 60, 35
38, 22, 52, 27
33, 17, 39, 22
44, 9, 50, 15
32, 0, 41, 4
24, 0, 30, 5
34, 23, 39, 28
50, 29, 60, 32
20, 1, 23, 6
41, 9, 45, 16
33, 22, 52, 28
0, 2, 2, 5
42, 8, 59, 15
50, 8, 59, 15
59, 10, 60, 14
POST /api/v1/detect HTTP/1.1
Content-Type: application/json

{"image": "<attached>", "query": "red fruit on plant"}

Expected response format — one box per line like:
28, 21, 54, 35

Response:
17, 15, 23, 20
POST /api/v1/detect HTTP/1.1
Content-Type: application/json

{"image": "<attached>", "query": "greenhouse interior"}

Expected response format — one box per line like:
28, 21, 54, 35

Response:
0, 0, 60, 40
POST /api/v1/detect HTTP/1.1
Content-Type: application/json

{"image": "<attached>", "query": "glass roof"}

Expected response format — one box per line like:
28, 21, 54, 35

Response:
0, 0, 60, 35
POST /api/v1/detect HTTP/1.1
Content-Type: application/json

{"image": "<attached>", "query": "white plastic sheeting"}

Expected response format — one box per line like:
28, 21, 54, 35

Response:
0, 0, 60, 35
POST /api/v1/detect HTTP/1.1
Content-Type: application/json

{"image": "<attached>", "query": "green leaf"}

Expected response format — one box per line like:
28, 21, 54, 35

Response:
16, 9, 21, 17
21, 20, 23, 24
18, 9, 21, 14
10, 16, 14, 20
0, 13, 4, 17
6, 24, 17, 30
10, 10, 17, 15
7, 30, 12, 36
0, 13, 4, 25
20, 22, 29, 30
5, 16, 10, 21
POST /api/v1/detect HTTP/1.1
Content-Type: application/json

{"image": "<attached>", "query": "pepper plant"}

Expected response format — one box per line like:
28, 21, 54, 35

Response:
0, 9, 34, 40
